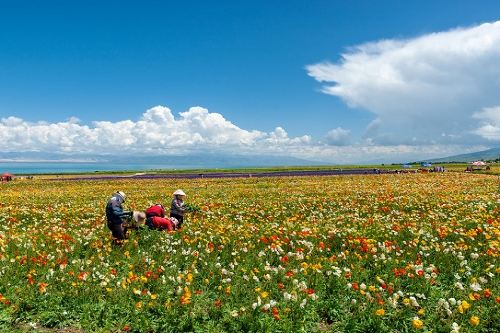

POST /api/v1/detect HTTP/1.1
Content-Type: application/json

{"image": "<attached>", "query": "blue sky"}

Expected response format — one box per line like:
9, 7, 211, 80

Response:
1, 1, 500, 163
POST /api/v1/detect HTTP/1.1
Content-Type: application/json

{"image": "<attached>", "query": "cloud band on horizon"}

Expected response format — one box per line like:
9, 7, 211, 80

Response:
0, 106, 311, 154
0, 105, 488, 164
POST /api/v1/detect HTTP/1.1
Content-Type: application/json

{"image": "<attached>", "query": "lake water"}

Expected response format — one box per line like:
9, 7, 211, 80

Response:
0, 162, 197, 174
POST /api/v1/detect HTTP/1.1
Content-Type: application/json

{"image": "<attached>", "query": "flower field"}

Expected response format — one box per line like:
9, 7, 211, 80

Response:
0, 173, 498, 332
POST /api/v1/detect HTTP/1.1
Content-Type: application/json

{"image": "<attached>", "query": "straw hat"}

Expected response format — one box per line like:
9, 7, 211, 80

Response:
116, 191, 126, 202
173, 189, 186, 197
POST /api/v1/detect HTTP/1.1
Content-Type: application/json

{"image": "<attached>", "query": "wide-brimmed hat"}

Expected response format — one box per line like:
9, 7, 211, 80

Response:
170, 217, 179, 228
133, 211, 146, 224
116, 191, 126, 201
173, 189, 186, 197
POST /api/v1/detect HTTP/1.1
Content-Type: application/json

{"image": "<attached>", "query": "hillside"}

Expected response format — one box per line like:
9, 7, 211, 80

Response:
425, 147, 500, 163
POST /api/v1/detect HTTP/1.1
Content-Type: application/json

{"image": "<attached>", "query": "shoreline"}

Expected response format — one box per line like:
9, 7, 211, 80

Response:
4, 163, 498, 179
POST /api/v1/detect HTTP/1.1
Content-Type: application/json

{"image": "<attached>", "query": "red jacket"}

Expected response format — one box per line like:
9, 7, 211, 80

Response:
150, 216, 174, 231
146, 205, 165, 218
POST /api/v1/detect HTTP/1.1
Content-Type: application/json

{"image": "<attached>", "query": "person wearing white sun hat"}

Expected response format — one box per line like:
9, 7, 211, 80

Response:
105, 191, 132, 244
170, 189, 186, 228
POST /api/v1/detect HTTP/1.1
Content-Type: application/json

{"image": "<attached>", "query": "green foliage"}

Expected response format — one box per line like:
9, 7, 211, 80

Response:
0, 174, 498, 332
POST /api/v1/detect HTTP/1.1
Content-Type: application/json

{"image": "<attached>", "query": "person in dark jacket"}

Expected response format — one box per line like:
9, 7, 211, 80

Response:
170, 189, 186, 228
105, 191, 131, 244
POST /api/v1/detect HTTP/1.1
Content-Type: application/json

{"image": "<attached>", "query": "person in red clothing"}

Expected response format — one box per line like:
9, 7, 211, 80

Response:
145, 204, 166, 218
125, 211, 179, 232
146, 216, 179, 231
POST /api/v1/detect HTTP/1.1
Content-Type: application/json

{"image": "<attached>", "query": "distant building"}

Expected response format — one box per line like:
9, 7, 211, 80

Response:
467, 161, 488, 171
1, 172, 13, 181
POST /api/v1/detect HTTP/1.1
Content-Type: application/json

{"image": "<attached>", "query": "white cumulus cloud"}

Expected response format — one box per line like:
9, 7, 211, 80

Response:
472, 106, 500, 140
307, 21, 500, 145
325, 127, 351, 146
0, 106, 312, 155
0, 106, 491, 164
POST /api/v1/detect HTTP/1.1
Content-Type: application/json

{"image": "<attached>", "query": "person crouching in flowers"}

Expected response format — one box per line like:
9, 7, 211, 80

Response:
170, 189, 186, 228
122, 211, 147, 236
105, 191, 132, 245
125, 210, 179, 232
146, 216, 179, 231
145, 204, 166, 218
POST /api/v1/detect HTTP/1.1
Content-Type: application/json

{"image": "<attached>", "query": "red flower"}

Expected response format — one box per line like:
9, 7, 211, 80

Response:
38, 282, 48, 294
214, 299, 222, 308
207, 242, 215, 252
272, 307, 280, 320
0, 294, 11, 305
304, 288, 315, 295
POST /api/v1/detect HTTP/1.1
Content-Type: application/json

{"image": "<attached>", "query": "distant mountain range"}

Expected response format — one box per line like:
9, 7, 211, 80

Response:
0, 152, 325, 168
104, 153, 325, 168
2, 147, 498, 167
424, 147, 500, 163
